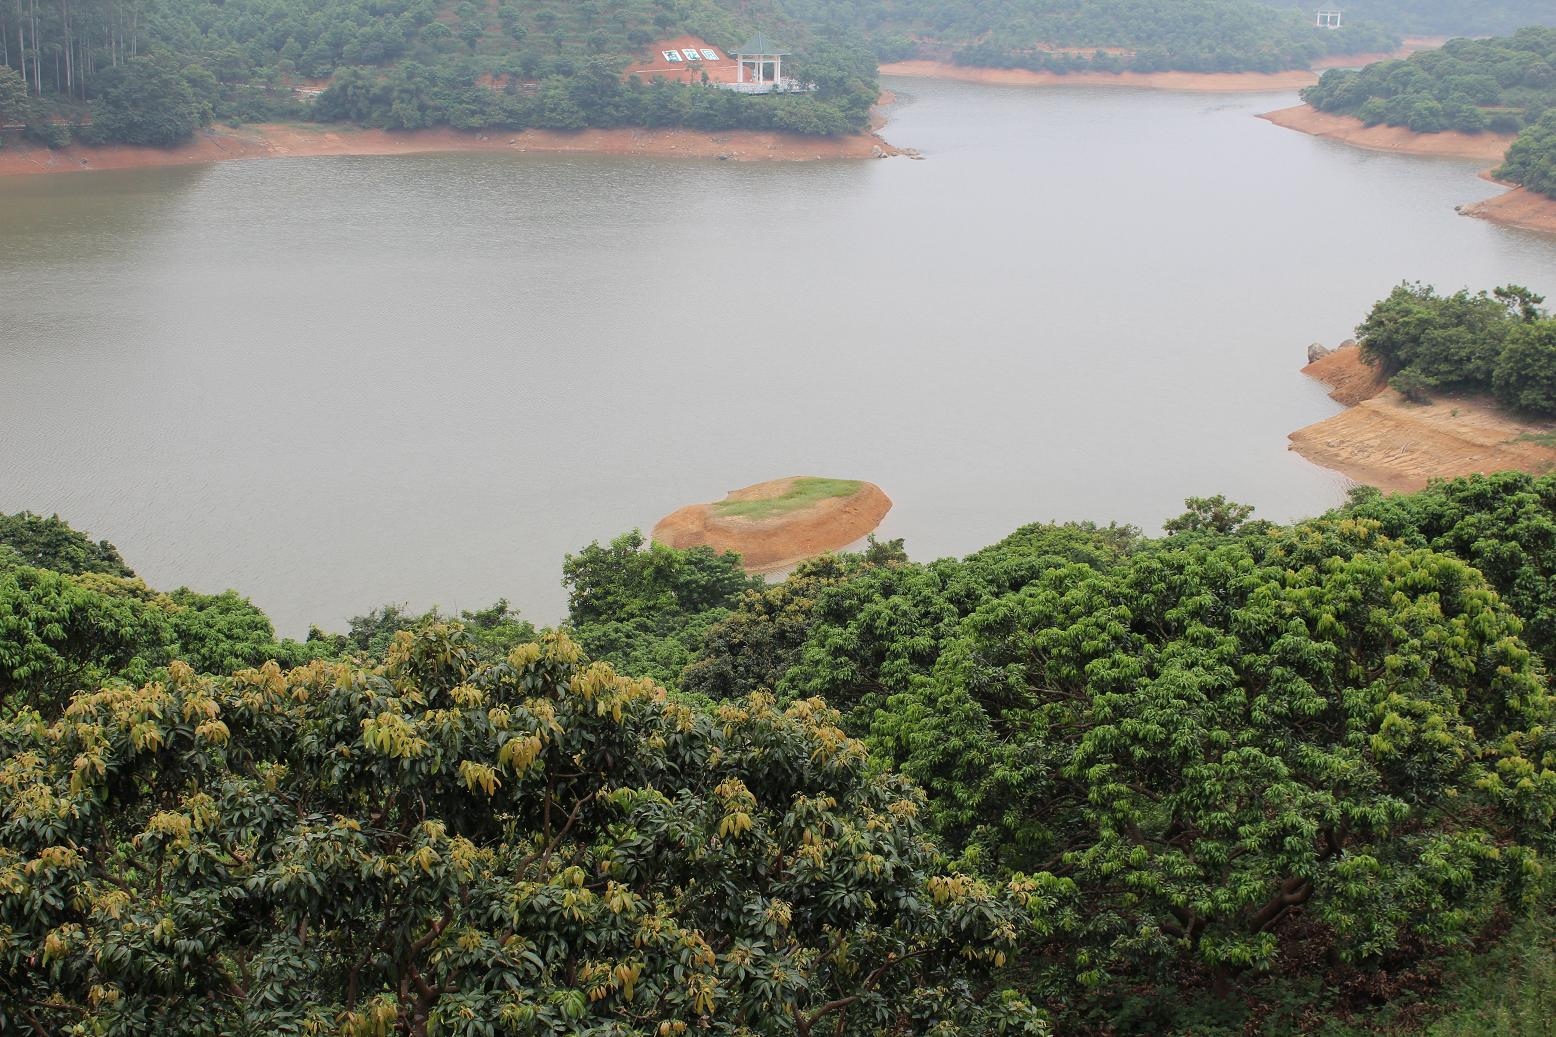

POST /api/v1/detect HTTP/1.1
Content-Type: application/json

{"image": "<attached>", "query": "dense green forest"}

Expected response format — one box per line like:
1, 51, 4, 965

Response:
0, 0, 880, 144
1303, 27, 1556, 133
0, 0, 1443, 149
7, 444, 1556, 1033
1351, 282, 1556, 412
1302, 28, 1556, 198
769, 0, 1396, 74
1498, 109, 1556, 198
10, 0, 1556, 148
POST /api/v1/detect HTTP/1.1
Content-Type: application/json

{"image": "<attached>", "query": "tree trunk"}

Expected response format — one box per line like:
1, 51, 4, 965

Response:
62, 0, 71, 98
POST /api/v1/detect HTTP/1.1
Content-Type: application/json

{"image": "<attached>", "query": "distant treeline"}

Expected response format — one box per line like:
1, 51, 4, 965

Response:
0, 0, 877, 146
7, 0, 1556, 148
771, 0, 1398, 74
1256, 0, 1556, 37
1301, 28, 1556, 198
313, 46, 875, 136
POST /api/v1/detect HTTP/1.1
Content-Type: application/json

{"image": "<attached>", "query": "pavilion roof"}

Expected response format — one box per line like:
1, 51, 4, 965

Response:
735, 32, 790, 56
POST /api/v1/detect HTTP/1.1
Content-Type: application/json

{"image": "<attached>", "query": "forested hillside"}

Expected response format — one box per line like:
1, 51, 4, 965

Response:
0, 0, 1419, 150
782, 0, 1396, 74
0, 0, 879, 145
6, 450, 1556, 1034
1257, 0, 1556, 37
1302, 28, 1556, 197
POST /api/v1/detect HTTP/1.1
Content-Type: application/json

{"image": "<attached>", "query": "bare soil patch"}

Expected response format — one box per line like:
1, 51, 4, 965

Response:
1289, 346, 1556, 493
0, 120, 899, 179
1460, 185, 1556, 236
652, 477, 892, 573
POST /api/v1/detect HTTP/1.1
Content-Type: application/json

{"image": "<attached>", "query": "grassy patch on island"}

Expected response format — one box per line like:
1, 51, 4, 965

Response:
712, 478, 863, 519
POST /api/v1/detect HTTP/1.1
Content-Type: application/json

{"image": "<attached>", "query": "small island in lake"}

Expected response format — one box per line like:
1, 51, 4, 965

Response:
652, 476, 892, 573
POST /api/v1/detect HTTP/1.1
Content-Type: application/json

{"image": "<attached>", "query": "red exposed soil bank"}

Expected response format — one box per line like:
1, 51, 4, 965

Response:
0, 119, 900, 178
1460, 185, 1556, 236
1289, 346, 1556, 493
651, 477, 893, 573
1258, 104, 1515, 161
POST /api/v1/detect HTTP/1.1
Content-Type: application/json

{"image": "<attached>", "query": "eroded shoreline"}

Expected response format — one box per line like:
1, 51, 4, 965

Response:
1289, 346, 1556, 493
1260, 103, 1556, 235
0, 119, 901, 178
1259, 104, 1514, 161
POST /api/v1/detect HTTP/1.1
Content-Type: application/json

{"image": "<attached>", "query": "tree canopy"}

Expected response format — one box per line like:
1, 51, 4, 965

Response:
1351, 281, 1556, 412
1498, 109, 1556, 199
1301, 27, 1556, 198
4, 492, 1556, 1033
0, 511, 134, 578
0, 625, 1050, 1036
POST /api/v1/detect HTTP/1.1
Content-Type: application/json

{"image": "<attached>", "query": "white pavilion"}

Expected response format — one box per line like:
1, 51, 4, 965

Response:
728, 33, 796, 93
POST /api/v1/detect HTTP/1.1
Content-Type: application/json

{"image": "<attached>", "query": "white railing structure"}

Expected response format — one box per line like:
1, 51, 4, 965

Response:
1316, 10, 1342, 28
720, 78, 815, 94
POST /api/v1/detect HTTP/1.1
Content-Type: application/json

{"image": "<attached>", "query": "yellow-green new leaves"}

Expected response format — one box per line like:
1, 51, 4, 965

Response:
360, 711, 426, 759
0, 622, 1042, 1037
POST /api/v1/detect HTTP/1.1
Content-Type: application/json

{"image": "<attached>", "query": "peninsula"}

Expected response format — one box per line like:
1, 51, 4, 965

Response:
1290, 344, 1556, 492
1265, 28, 1556, 235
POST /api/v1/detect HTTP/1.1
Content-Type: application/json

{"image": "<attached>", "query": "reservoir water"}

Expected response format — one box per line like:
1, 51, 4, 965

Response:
3, 77, 1555, 635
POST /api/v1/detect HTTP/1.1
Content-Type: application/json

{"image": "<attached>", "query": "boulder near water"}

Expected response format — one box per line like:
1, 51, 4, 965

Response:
652, 477, 893, 573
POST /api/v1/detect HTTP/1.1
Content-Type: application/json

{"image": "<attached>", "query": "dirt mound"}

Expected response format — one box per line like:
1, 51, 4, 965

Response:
652, 477, 892, 573
1303, 344, 1388, 406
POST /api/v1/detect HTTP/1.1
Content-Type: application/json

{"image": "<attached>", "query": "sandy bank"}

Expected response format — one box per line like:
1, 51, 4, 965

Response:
652, 477, 893, 573
1258, 104, 1515, 162
1289, 346, 1556, 493
881, 59, 1319, 92
0, 120, 899, 178
1460, 185, 1556, 236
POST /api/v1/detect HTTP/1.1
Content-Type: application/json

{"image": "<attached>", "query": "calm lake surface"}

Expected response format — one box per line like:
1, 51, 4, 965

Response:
4, 77, 1556, 635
